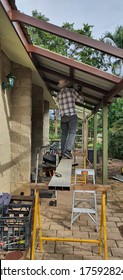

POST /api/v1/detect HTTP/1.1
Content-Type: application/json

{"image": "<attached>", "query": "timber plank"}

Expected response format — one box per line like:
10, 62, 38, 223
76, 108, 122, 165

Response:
71, 183, 111, 192
48, 158, 72, 190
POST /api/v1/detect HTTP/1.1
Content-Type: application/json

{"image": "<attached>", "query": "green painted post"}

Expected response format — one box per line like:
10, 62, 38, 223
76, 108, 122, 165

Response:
93, 113, 97, 173
102, 106, 108, 184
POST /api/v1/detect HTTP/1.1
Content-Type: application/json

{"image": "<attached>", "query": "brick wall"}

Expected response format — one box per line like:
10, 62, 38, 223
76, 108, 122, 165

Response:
0, 50, 50, 194
10, 63, 32, 194
0, 50, 11, 192
31, 84, 44, 171
43, 101, 49, 147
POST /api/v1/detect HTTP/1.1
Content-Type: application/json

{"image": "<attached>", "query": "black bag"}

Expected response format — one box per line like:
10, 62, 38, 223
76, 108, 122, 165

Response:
43, 153, 56, 164
0, 193, 12, 214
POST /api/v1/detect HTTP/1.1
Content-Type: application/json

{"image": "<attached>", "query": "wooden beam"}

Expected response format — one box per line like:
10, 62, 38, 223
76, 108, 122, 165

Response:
27, 44, 121, 84
9, 9, 123, 59
71, 183, 111, 192
38, 66, 109, 95
94, 78, 123, 113
103, 78, 123, 104
43, 78, 101, 102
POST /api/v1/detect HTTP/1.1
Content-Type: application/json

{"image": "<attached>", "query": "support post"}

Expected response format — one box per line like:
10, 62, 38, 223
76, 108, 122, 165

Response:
102, 106, 108, 184
93, 113, 97, 172
83, 114, 88, 158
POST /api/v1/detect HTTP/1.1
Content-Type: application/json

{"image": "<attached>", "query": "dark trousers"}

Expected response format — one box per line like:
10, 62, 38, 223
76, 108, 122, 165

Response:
61, 114, 77, 154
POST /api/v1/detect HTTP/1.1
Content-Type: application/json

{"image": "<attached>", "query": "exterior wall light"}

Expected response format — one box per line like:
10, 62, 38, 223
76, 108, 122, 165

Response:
2, 73, 16, 91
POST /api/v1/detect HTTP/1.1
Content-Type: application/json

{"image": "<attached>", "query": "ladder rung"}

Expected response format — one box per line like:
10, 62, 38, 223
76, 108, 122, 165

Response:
73, 208, 96, 214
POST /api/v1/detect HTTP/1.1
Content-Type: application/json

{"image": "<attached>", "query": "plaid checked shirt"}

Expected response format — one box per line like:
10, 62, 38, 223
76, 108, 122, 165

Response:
57, 87, 84, 116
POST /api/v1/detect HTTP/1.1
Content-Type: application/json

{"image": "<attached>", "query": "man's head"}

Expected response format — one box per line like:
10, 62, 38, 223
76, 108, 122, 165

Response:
58, 78, 71, 89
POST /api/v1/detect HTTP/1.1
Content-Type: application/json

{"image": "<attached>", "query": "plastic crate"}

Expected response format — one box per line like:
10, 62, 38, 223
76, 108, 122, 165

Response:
0, 202, 33, 251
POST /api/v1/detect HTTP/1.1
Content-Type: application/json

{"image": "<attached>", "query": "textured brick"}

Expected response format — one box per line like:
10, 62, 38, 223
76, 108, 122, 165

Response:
116, 240, 123, 247
107, 216, 121, 222
55, 244, 73, 254
111, 247, 123, 258
64, 254, 83, 260
107, 232, 123, 240
41, 253, 63, 260
57, 230, 73, 237
83, 254, 103, 260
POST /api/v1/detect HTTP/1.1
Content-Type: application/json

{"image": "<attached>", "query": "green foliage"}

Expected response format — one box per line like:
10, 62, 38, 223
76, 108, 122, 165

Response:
97, 142, 103, 154
88, 143, 93, 148
101, 25, 123, 76
100, 25, 123, 158
108, 133, 123, 159
27, 10, 103, 68
108, 98, 123, 159
49, 118, 61, 141
108, 98, 123, 128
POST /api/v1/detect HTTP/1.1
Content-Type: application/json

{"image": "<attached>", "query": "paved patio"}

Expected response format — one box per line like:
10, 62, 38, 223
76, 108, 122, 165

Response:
31, 178, 123, 260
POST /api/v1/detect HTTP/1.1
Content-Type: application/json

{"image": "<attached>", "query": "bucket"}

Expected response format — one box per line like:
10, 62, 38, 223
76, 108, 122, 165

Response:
5, 251, 24, 260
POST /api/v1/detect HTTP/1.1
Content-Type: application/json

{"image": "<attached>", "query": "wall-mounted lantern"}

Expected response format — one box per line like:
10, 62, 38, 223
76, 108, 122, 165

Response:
2, 73, 16, 91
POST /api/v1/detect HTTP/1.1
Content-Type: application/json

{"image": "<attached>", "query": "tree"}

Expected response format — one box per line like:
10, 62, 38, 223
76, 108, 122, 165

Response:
108, 98, 123, 158
101, 25, 123, 76
27, 10, 103, 68
99, 26, 123, 159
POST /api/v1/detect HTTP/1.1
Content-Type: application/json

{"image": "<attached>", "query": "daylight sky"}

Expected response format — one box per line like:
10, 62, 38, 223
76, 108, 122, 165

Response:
15, 0, 123, 39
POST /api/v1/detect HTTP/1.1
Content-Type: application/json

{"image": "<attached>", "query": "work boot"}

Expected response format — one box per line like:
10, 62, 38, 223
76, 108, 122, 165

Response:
63, 150, 73, 159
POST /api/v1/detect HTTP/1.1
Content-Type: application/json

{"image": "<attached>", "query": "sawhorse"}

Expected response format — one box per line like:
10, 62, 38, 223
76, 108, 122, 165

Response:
30, 183, 111, 260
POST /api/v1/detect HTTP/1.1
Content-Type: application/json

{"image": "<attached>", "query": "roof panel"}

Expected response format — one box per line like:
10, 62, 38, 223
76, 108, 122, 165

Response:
74, 69, 116, 91
32, 45, 123, 113
2, 1, 123, 114
36, 54, 69, 74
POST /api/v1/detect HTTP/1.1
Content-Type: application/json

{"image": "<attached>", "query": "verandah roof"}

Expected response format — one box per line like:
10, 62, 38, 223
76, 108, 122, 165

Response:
1, 1, 123, 116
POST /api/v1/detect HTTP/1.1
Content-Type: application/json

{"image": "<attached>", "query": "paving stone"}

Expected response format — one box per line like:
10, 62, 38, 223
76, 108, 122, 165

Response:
64, 254, 83, 260
72, 231, 89, 239
34, 252, 45, 260
32, 178, 123, 260
55, 244, 74, 254
42, 229, 57, 237
88, 232, 99, 239
107, 216, 121, 222
116, 240, 123, 247
36, 243, 55, 254
83, 254, 103, 260
111, 247, 123, 258
107, 221, 117, 227
108, 239, 117, 247
107, 232, 123, 240
74, 247, 91, 255
42, 253, 63, 260
109, 227, 121, 233
79, 225, 96, 232
56, 230, 73, 237
50, 224, 65, 230
42, 224, 50, 230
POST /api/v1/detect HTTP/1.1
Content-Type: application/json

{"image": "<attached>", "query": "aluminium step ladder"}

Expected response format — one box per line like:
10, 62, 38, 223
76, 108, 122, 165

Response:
71, 168, 98, 231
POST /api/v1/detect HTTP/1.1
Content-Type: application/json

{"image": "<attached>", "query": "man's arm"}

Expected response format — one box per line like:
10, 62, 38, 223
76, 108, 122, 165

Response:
74, 89, 84, 104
